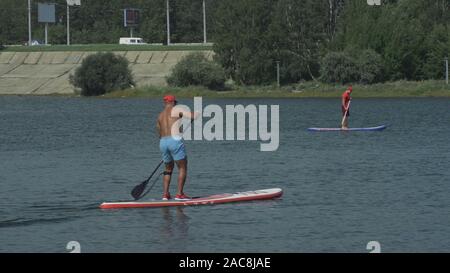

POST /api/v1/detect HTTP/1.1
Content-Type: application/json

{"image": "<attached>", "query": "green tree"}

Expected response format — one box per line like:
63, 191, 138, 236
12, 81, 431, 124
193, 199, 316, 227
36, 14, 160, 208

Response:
170, 0, 203, 43
213, 0, 330, 85
213, 0, 276, 85
333, 0, 450, 81
269, 0, 328, 83
0, 0, 28, 44
139, 0, 167, 43
422, 25, 450, 79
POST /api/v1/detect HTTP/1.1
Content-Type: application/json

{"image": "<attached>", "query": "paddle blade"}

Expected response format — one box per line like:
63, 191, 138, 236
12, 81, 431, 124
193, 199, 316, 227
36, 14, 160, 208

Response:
130, 160, 164, 200
131, 181, 148, 200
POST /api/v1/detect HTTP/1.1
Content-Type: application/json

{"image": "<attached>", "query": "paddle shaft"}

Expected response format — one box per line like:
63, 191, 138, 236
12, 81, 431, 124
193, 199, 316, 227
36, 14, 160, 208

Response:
146, 160, 164, 184
341, 99, 351, 127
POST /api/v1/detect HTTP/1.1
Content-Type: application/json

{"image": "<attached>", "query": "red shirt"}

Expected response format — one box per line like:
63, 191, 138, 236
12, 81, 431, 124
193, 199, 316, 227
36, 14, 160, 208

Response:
342, 90, 351, 109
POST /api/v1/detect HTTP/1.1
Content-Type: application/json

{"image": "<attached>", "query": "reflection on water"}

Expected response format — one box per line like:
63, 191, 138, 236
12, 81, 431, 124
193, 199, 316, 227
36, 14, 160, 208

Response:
159, 207, 190, 246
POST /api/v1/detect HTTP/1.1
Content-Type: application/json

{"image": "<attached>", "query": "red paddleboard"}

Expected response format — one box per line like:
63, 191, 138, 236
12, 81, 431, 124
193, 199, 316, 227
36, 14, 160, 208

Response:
100, 188, 283, 209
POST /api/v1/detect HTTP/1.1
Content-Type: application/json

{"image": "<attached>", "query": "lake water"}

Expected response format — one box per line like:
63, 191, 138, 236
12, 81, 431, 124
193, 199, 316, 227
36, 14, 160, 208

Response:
1, 96, 449, 253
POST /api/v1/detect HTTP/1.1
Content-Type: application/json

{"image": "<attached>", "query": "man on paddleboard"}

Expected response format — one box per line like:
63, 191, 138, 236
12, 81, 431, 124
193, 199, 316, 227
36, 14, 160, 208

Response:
157, 95, 198, 201
341, 86, 352, 129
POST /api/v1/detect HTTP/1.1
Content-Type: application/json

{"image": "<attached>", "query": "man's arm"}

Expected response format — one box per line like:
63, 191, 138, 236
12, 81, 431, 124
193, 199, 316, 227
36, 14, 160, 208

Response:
181, 111, 200, 120
173, 106, 200, 120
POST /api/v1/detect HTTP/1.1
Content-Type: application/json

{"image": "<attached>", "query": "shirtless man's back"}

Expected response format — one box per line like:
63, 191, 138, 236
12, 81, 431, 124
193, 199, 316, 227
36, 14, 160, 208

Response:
157, 95, 197, 201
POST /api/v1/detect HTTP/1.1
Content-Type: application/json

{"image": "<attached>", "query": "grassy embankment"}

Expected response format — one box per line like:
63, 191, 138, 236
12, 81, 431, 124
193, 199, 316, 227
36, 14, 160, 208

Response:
2, 44, 449, 98
105, 80, 450, 99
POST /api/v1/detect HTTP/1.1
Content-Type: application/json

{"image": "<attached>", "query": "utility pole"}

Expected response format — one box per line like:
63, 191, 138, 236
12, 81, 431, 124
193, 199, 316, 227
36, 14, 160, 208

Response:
66, 1, 81, 46
166, 0, 171, 45
276, 61, 280, 87
45, 23, 48, 45
67, 4, 70, 45
28, 0, 32, 46
203, 0, 207, 44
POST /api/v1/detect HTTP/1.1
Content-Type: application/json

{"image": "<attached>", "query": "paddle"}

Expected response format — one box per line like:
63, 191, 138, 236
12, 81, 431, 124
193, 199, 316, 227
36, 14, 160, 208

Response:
341, 99, 351, 128
131, 160, 164, 200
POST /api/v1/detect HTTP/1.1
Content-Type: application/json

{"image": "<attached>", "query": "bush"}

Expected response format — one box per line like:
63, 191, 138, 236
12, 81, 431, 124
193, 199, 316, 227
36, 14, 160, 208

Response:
167, 52, 226, 90
357, 49, 384, 84
70, 52, 134, 96
320, 50, 384, 84
319, 52, 359, 84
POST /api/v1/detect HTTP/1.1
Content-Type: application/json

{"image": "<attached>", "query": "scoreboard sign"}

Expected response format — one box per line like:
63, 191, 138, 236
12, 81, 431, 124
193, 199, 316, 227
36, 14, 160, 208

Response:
124, 9, 140, 27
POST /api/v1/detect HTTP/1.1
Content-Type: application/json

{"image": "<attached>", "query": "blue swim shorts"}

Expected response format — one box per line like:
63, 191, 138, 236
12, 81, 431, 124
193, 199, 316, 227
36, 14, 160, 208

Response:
159, 136, 187, 163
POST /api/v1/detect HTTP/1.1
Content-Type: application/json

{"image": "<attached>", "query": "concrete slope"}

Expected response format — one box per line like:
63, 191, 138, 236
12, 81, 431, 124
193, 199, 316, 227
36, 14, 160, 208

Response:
0, 50, 213, 95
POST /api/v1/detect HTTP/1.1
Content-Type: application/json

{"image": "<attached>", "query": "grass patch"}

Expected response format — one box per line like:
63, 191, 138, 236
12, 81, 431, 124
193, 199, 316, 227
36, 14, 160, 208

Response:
103, 80, 450, 99
2, 44, 213, 52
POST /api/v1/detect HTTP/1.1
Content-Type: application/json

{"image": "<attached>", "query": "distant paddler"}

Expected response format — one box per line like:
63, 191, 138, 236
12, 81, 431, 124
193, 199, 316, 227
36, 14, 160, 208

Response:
341, 86, 352, 129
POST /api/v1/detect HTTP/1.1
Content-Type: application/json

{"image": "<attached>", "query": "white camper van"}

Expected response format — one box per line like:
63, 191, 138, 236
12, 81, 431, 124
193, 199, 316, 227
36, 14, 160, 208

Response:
119, 37, 147, 45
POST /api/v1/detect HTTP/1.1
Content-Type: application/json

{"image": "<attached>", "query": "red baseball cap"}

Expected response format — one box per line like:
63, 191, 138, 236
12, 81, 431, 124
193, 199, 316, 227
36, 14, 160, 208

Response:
163, 95, 177, 103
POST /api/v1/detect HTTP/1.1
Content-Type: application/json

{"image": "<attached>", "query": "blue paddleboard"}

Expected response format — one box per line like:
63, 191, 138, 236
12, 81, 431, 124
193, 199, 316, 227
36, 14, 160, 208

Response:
307, 125, 387, 132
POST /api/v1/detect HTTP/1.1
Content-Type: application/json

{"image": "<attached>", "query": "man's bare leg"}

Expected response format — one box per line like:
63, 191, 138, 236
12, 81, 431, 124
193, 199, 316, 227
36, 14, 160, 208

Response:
342, 116, 349, 129
175, 158, 187, 195
163, 161, 174, 196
